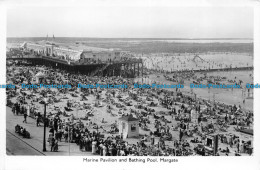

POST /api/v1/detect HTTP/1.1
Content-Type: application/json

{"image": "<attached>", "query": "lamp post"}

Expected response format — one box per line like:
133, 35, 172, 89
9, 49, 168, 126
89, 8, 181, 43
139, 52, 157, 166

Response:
43, 98, 48, 152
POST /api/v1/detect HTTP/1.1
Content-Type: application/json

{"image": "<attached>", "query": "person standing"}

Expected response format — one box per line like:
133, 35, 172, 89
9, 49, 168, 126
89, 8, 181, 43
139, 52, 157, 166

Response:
151, 133, 155, 145
36, 112, 41, 126
16, 103, 20, 115
35, 114, 39, 126
240, 141, 244, 153
237, 139, 240, 153
51, 138, 58, 152
54, 117, 58, 132
103, 145, 107, 156
99, 143, 103, 156
12, 105, 15, 115
92, 140, 97, 154
23, 112, 27, 123
50, 137, 55, 151
27, 104, 30, 117
179, 129, 183, 141
64, 129, 68, 142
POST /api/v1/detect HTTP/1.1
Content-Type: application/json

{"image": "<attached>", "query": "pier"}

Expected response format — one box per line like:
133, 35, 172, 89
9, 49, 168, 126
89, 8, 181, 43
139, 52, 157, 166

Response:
6, 53, 144, 78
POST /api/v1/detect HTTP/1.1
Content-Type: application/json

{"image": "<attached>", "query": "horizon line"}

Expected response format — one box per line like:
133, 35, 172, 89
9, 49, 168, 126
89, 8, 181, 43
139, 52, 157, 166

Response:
6, 37, 253, 40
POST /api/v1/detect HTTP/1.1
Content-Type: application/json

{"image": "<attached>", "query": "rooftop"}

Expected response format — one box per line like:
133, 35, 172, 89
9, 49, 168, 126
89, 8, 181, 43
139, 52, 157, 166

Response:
119, 114, 139, 122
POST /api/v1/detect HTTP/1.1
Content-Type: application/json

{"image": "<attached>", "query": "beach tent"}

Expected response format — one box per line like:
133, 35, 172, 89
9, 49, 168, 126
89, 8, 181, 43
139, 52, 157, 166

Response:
118, 114, 139, 139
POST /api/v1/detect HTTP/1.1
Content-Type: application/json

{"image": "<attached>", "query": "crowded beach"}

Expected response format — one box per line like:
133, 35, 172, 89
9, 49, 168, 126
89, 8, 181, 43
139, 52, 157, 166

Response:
6, 55, 253, 156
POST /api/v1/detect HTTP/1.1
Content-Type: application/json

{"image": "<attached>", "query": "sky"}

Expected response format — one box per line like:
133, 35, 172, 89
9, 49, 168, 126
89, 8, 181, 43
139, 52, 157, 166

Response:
7, 6, 253, 38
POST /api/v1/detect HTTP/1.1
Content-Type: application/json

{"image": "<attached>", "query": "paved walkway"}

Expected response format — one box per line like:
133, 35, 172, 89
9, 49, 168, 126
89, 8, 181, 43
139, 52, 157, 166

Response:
6, 130, 44, 155
6, 106, 94, 156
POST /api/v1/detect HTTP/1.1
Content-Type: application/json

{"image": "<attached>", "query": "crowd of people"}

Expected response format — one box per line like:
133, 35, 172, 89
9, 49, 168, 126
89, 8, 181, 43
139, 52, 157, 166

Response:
6, 61, 254, 156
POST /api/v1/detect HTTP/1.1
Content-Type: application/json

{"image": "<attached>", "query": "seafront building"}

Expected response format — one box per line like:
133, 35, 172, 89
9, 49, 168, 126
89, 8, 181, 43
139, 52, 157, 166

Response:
6, 40, 144, 77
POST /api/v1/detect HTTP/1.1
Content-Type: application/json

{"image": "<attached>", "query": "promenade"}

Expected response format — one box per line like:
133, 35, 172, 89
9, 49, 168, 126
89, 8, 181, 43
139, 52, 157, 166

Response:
6, 107, 94, 156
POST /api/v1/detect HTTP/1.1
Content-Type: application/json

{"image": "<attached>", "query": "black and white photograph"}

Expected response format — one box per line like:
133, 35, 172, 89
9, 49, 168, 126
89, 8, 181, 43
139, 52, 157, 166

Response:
1, 0, 260, 170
